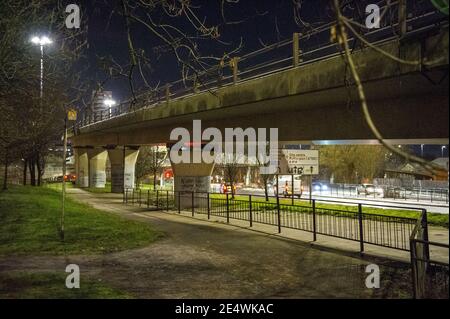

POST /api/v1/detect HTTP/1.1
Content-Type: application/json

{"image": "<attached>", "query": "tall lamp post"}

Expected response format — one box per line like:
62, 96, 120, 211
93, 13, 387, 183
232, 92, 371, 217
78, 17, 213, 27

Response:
442, 146, 447, 158
421, 144, 425, 158
104, 99, 116, 119
30, 36, 52, 99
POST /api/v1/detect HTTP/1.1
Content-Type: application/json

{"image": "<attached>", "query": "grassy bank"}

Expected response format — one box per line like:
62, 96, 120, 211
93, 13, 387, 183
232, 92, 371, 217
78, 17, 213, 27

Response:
0, 185, 162, 255
0, 271, 131, 299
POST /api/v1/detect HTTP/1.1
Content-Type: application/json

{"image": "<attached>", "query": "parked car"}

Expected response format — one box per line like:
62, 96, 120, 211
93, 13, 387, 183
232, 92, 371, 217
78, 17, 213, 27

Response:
312, 182, 329, 192
385, 187, 403, 198
64, 173, 77, 184
356, 184, 384, 197
220, 182, 236, 194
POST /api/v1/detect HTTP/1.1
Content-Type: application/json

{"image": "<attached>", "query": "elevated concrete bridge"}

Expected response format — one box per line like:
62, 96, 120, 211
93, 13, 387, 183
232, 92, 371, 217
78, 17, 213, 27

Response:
71, 28, 449, 147
69, 21, 449, 194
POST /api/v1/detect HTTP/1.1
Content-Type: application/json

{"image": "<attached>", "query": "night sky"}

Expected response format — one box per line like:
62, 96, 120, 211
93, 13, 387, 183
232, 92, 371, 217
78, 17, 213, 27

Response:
82, 0, 333, 101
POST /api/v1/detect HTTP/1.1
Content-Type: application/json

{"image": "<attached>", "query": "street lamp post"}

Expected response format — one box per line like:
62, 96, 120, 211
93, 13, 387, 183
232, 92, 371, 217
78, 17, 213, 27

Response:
442, 146, 447, 158
104, 99, 116, 119
421, 144, 424, 158
30, 36, 52, 99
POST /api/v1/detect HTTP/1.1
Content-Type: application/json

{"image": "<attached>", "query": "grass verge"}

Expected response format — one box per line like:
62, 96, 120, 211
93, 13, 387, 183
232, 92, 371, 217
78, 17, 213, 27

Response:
0, 185, 162, 255
0, 271, 131, 299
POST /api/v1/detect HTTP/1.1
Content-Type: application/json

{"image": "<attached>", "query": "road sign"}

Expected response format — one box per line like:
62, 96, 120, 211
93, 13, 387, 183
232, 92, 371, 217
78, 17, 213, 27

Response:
67, 109, 77, 121
278, 150, 319, 175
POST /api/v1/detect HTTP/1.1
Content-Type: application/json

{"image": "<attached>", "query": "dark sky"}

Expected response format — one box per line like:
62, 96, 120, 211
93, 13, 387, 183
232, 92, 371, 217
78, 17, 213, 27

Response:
82, 0, 334, 102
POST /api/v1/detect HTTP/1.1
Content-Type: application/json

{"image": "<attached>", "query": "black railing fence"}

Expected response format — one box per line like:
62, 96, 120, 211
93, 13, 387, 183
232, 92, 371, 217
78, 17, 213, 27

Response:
410, 211, 449, 299
316, 184, 449, 203
123, 188, 449, 298
124, 189, 420, 252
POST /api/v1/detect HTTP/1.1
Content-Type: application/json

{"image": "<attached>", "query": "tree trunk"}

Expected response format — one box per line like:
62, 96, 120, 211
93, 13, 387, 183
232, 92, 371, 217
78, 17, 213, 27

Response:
264, 180, 269, 201
29, 156, 36, 186
2, 148, 8, 190
23, 159, 27, 185
36, 151, 42, 186
153, 172, 157, 190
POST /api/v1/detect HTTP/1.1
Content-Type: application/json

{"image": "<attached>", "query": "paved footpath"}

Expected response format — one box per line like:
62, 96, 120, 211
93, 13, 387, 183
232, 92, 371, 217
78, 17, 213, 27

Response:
43, 189, 444, 297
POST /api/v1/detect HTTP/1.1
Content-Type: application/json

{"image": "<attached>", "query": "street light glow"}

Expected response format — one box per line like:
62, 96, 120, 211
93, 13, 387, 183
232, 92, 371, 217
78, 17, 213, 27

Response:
30, 35, 53, 46
104, 99, 116, 107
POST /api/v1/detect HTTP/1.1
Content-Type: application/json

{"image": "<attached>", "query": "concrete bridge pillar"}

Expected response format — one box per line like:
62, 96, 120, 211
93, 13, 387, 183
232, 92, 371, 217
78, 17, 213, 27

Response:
87, 149, 108, 188
107, 147, 140, 193
170, 150, 215, 210
74, 148, 89, 188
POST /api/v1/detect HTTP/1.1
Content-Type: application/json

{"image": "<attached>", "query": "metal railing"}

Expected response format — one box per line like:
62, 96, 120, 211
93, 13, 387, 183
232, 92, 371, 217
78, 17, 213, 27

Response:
124, 189, 421, 252
72, 1, 447, 132
410, 211, 449, 299
313, 183, 449, 203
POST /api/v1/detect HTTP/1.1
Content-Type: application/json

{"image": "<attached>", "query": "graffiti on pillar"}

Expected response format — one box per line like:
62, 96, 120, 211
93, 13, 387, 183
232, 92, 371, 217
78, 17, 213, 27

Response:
111, 164, 124, 191
177, 176, 210, 193
91, 172, 106, 187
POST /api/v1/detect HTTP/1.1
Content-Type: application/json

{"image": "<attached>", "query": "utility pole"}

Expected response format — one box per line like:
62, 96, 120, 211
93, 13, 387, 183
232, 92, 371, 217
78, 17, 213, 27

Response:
61, 109, 77, 241
60, 116, 67, 241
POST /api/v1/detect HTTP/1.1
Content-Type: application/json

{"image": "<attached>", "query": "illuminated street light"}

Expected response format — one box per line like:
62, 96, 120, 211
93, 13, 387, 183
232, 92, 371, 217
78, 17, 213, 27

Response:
30, 35, 53, 99
421, 144, 424, 158
442, 146, 447, 158
104, 99, 116, 117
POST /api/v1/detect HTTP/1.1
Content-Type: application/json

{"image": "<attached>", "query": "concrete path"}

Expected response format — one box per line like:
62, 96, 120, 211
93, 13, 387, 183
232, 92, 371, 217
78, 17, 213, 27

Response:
43, 189, 425, 297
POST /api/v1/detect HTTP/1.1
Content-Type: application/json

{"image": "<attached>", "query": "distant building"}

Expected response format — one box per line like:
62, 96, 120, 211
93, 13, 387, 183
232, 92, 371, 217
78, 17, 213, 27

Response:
385, 157, 449, 181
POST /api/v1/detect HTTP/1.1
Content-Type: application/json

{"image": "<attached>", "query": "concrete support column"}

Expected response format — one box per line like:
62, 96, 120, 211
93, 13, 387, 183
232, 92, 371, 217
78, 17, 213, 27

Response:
107, 147, 140, 193
171, 150, 215, 210
245, 166, 251, 186
74, 148, 89, 188
87, 149, 108, 188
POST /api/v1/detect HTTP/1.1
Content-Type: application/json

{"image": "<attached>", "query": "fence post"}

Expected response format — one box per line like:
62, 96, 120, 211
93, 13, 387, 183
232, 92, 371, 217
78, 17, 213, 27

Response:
277, 193, 281, 233
312, 199, 317, 241
165, 84, 170, 103
147, 190, 150, 208
166, 190, 169, 211
139, 189, 142, 207
249, 195, 253, 227
358, 204, 364, 253
410, 239, 418, 299
178, 192, 181, 214
207, 192, 210, 219
193, 75, 199, 93
422, 209, 430, 265
156, 190, 159, 209
226, 193, 230, 223
231, 57, 239, 84
123, 189, 126, 204
192, 191, 195, 217
398, 0, 407, 37
293, 32, 300, 67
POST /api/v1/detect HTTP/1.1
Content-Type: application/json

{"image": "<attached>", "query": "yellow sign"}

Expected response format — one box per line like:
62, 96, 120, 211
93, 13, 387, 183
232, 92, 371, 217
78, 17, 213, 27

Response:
67, 109, 77, 121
